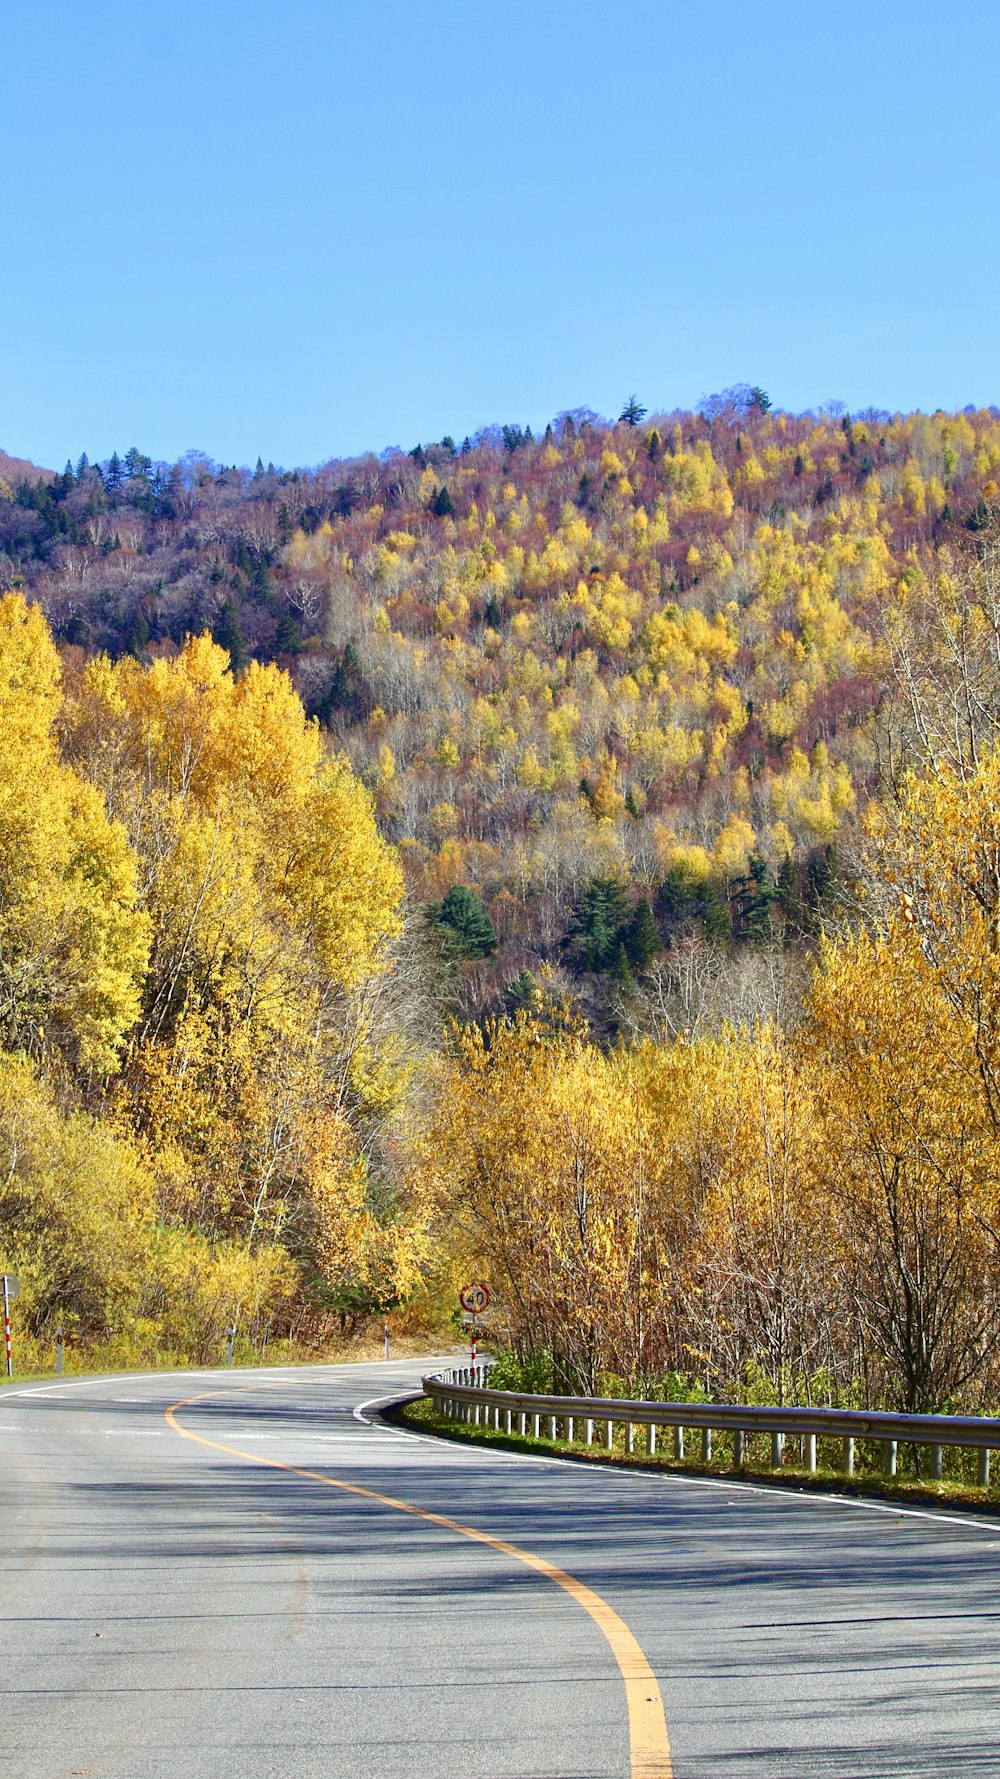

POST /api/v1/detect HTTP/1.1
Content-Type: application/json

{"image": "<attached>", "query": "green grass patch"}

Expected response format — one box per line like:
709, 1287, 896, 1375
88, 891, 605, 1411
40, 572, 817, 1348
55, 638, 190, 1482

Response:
392, 1396, 1000, 1516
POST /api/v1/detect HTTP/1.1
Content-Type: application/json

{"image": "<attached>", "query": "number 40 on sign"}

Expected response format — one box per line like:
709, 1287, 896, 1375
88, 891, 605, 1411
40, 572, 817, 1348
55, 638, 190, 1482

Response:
459, 1282, 491, 1316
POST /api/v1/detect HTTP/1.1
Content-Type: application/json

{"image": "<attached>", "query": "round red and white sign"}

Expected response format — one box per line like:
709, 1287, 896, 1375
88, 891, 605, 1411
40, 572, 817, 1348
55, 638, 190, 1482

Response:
458, 1282, 492, 1315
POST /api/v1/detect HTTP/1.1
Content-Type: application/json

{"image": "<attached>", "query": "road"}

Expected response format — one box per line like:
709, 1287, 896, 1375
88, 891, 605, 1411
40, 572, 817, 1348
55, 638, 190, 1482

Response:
2, 1358, 999, 1778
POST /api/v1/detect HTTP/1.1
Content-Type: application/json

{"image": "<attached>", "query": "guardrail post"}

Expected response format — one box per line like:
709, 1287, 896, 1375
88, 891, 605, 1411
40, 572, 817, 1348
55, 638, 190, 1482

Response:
647, 1424, 657, 1456
841, 1436, 855, 1475
930, 1444, 943, 1480
883, 1439, 897, 1476
626, 1422, 635, 1454
978, 1448, 991, 1488
701, 1427, 712, 1462
505, 1408, 512, 1433
548, 1414, 557, 1440
674, 1425, 685, 1460
770, 1432, 783, 1469
606, 1418, 615, 1450
585, 1416, 594, 1445
805, 1433, 817, 1473
567, 1415, 575, 1442
734, 1429, 745, 1466
533, 1413, 541, 1438
519, 1411, 527, 1436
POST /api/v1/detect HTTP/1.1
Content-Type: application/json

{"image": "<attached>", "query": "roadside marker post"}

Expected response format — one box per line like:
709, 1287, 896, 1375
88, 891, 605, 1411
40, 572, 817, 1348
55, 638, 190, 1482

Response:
458, 1282, 491, 1378
384, 1322, 390, 1361
2, 1273, 18, 1378
226, 1326, 235, 1367
56, 1326, 63, 1375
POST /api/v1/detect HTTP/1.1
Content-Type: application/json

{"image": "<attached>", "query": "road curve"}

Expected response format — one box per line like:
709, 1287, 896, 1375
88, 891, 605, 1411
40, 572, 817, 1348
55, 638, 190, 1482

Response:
2, 1358, 999, 1778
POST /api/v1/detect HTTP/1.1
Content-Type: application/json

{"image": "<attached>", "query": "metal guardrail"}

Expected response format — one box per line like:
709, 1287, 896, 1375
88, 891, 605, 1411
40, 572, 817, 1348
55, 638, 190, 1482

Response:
422, 1369, 1000, 1486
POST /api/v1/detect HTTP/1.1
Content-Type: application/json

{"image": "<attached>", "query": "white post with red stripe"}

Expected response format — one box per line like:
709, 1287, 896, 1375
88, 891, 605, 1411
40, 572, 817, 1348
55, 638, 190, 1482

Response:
2, 1274, 13, 1378
458, 1282, 491, 1382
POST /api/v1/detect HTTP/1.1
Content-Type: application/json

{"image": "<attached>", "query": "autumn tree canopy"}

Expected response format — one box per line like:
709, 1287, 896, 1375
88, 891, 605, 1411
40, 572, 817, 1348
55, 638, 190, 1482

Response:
0, 595, 416, 1364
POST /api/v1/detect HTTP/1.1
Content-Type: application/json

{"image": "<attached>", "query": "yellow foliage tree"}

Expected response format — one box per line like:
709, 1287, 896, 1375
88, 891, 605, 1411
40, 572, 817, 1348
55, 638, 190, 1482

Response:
0, 594, 149, 1072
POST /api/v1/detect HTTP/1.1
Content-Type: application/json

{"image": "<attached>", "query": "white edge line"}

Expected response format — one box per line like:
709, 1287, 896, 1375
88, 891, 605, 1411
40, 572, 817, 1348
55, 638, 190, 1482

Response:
356, 1391, 594, 1467
405, 1398, 1000, 1531
2, 1356, 458, 1403
11, 1368, 996, 1531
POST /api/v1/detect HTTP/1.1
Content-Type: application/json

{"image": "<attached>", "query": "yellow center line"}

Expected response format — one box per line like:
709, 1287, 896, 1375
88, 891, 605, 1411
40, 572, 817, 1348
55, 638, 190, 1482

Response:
164, 1385, 672, 1779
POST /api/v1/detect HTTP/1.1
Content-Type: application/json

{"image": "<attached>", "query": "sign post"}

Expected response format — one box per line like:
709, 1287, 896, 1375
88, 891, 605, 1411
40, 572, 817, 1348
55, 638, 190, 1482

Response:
2, 1274, 19, 1378
458, 1283, 491, 1376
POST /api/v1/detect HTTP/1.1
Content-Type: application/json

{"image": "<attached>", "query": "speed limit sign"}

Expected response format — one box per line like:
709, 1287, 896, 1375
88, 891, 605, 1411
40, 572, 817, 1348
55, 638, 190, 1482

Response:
459, 1282, 492, 1315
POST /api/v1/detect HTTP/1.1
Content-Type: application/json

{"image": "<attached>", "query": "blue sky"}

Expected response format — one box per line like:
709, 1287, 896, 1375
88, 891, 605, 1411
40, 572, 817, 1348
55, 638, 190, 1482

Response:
4, 0, 999, 469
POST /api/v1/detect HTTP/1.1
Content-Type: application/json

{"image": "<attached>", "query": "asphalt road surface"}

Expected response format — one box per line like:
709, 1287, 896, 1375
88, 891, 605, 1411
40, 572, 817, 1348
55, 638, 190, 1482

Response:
2, 1358, 999, 1778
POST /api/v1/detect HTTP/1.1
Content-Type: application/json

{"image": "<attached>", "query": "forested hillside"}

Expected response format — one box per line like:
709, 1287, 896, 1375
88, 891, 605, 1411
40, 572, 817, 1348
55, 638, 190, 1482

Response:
4, 394, 1000, 1408
5, 395, 1000, 1022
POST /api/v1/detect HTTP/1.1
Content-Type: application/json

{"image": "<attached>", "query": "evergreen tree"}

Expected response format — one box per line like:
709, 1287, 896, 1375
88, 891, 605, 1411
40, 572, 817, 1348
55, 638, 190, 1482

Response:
506, 969, 540, 1013
657, 863, 699, 925
127, 610, 150, 657
566, 877, 630, 971
432, 884, 498, 958
776, 855, 802, 934
700, 884, 731, 944
804, 845, 838, 929
611, 943, 634, 994
431, 484, 455, 517
733, 856, 778, 944
274, 613, 302, 654
623, 898, 661, 968
212, 599, 247, 675
658, 863, 731, 944
619, 395, 647, 427
123, 446, 151, 481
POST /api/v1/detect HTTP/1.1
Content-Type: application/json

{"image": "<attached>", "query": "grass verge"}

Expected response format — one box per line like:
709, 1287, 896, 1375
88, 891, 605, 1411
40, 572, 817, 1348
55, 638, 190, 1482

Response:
392, 1395, 1000, 1517
0, 1333, 451, 1390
